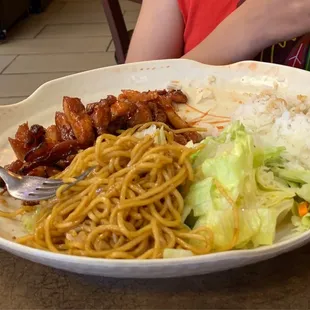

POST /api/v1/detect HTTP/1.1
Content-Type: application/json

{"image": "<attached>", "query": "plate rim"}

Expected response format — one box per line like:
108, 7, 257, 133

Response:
0, 58, 310, 270
0, 222, 309, 267
2, 58, 309, 110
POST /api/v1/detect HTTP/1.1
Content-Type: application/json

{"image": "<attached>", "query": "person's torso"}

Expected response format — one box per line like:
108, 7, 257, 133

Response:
178, 0, 310, 70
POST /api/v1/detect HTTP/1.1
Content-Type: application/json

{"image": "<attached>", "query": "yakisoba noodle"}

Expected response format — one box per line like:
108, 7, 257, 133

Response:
15, 122, 214, 259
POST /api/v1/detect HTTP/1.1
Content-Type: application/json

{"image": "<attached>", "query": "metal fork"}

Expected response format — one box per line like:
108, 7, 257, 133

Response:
0, 166, 96, 201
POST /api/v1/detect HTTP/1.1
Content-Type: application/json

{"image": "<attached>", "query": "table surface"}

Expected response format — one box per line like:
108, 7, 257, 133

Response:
1, 245, 309, 309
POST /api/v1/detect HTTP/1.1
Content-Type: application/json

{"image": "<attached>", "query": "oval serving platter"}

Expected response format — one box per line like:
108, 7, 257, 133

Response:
0, 59, 310, 278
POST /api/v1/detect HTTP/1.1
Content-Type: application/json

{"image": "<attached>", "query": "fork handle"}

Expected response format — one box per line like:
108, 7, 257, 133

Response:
0, 166, 19, 187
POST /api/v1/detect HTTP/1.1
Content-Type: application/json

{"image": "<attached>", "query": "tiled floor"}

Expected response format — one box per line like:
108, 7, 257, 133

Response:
0, 0, 141, 105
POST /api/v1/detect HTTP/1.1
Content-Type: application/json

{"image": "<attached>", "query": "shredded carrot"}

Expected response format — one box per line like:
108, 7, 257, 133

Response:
213, 179, 239, 251
214, 179, 234, 206
298, 202, 309, 217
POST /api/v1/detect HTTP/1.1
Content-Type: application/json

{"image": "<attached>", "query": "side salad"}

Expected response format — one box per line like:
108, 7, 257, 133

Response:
182, 121, 310, 252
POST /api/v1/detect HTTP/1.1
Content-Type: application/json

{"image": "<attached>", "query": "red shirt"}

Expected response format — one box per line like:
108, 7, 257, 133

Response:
178, 0, 310, 70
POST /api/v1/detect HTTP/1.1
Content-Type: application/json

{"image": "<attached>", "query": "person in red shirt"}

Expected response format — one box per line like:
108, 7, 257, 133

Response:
126, 0, 310, 70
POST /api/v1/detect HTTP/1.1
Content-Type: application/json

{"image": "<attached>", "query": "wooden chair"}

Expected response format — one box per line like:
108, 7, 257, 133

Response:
0, 0, 30, 40
102, 0, 142, 64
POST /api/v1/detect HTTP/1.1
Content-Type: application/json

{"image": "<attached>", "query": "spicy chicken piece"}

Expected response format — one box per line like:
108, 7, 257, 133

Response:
29, 124, 46, 146
26, 166, 61, 178
108, 116, 128, 135
169, 90, 188, 104
182, 131, 203, 144
8, 138, 29, 162
148, 101, 167, 123
110, 100, 134, 121
87, 95, 117, 114
87, 99, 111, 135
55, 154, 75, 170
26, 166, 49, 178
20, 140, 81, 175
63, 96, 95, 147
45, 125, 61, 144
157, 95, 190, 129
173, 134, 188, 145
119, 90, 159, 103
156, 90, 168, 96
8, 123, 45, 161
173, 132, 203, 145
45, 166, 62, 177
106, 95, 117, 105
15, 123, 45, 147
4, 160, 23, 174
24, 141, 53, 163
85, 102, 97, 115
55, 112, 75, 141
127, 102, 153, 127
14, 123, 32, 146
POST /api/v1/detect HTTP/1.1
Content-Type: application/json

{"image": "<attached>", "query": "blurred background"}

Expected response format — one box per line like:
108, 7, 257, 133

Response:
0, 0, 141, 105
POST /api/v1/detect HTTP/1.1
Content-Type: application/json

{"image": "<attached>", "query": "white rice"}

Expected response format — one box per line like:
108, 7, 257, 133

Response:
232, 93, 310, 170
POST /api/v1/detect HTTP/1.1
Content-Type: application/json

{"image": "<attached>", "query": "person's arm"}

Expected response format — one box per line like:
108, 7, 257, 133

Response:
127, 0, 269, 65
182, 0, 310, 65
126, 0, 184, 63
128, 0, 310, 65
182, 4, 271, 65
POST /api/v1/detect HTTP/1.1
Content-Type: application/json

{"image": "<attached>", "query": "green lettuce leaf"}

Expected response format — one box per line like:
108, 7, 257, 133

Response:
273, 168, 310, 184
292, 213, 310, 232
253, 146, 286, 168
183, 121, 296, 251
21, 207, 41, 233
252, 199, 293, 247
296, 184, 310, 202
134, 125, 167, 145
256, 166, 295, 193
193, 198, 293, 250
163, 249, 194, 259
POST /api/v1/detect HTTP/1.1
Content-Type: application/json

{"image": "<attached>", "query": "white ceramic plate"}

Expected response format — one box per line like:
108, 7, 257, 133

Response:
0, 59, 310, 278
